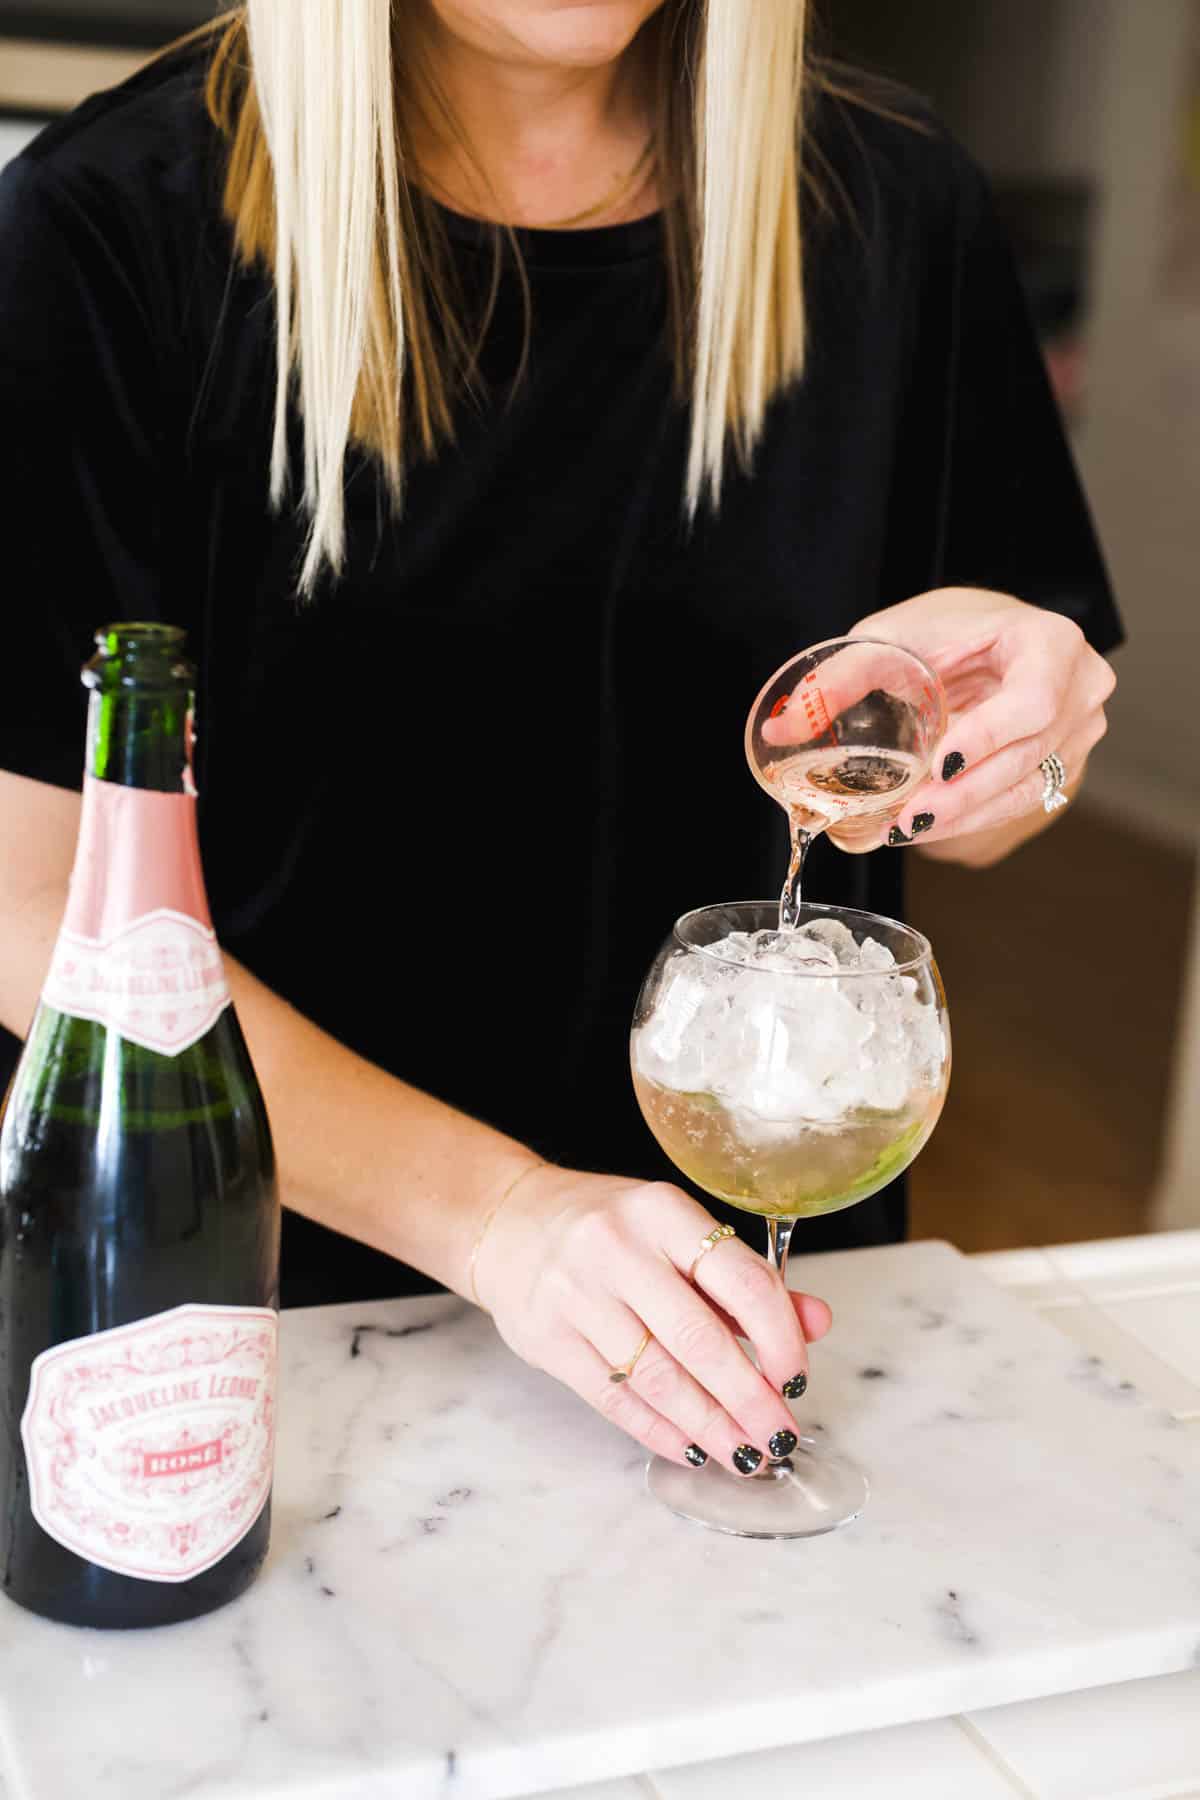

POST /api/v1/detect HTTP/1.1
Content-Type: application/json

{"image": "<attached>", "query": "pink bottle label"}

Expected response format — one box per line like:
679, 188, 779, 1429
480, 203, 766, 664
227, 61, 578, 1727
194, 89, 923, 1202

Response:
21, 1304, 278, 1584
43, 777, 231, 1056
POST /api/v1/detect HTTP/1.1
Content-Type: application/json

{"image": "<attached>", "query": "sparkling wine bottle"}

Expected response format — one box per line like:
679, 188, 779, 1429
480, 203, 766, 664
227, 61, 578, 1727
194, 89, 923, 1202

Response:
0, 623, 279, 1628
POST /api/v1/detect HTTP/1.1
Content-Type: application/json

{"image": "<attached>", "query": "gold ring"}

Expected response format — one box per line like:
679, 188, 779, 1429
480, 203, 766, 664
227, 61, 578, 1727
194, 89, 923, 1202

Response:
687, 1222, 737, 1283
608, 1327, 653, 1385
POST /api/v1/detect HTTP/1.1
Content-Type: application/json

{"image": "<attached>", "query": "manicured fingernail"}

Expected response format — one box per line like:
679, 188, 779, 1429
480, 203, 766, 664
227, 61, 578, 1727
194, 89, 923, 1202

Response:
732, 1445, 763, 1475
768, 1428, 798, 1459
684, 1444, 708, 1467
887, 825, 911, 846
783, 1371, 808, 1399
942, 751, 966, 781
911, 812, 935, 835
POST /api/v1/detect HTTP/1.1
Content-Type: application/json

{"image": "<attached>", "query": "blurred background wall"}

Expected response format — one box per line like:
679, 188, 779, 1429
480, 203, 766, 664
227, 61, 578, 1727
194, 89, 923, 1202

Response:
1, 2, 1197, 1250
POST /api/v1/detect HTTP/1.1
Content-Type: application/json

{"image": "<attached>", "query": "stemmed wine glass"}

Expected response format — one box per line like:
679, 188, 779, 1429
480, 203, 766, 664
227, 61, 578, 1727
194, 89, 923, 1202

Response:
630, 900, 950, 1538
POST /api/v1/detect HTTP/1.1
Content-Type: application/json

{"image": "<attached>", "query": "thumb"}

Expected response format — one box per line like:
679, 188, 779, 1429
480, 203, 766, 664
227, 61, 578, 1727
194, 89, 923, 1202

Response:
792, 1291, 833, 1342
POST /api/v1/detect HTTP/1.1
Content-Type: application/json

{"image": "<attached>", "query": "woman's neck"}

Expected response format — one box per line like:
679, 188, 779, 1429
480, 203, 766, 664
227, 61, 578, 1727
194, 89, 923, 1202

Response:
411, 14, 659, 228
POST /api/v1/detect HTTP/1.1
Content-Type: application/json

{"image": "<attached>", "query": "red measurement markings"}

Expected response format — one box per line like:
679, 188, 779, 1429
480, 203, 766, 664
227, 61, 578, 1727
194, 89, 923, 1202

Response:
797, 672, 836, 746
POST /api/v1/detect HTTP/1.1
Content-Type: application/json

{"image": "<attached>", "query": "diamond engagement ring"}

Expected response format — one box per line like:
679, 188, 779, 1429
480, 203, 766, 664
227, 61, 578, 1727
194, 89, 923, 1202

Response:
1038, 752, 1069, 813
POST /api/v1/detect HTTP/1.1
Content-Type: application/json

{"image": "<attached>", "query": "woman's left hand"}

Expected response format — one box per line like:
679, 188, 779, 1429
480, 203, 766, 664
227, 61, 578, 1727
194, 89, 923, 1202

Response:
832, 587, 1116, 866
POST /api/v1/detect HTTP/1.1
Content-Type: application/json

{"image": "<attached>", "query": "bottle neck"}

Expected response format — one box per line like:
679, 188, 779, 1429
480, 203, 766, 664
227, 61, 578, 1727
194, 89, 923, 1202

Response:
64, 779, 212, 942
85, 685, 194, 794
66, 688, 211, 943
57, 622, 213, 940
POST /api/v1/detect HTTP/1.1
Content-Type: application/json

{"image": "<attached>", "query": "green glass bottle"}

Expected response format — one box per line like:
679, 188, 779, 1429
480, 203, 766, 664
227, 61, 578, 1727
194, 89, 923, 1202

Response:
0, 623, 279, 1628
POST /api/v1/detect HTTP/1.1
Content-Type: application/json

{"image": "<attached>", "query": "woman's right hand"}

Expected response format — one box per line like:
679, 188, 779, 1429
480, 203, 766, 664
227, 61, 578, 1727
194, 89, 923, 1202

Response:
473, 1164, 834, 1474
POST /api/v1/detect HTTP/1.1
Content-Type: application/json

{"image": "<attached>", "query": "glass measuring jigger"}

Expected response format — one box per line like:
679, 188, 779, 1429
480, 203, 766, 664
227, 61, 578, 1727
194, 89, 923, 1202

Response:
745, 637, 947, 927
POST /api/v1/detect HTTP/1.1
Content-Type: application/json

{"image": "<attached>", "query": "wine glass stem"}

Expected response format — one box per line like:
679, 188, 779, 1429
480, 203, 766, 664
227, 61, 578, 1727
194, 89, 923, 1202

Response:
766, 1215, 797, 1282
763, 1216, 801, 1473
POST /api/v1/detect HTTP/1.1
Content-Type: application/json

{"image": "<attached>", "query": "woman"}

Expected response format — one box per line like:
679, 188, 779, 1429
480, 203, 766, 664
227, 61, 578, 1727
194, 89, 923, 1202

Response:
0, 1, 1118, 1480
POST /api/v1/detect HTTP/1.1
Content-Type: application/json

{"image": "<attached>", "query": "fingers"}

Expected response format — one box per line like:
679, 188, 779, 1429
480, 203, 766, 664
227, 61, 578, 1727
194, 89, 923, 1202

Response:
551, 1330, 699, 1468
693, 1286, 831, 1347
611, 1194, 815, 1421
919, 720, 1100, 843
499, 1180, 837, 1475
866, 629, 1112, 849
930, 622, 1111, 790
934, 632, 1076, 775
585, 1297, 787, 1475
928, 702, 1108, 842
822, 599, 1114, 851
884, 714, 1103, 848
601, 1206, 809, 1458
686, 1232, 815, 1397
633, 1263, 805, 1461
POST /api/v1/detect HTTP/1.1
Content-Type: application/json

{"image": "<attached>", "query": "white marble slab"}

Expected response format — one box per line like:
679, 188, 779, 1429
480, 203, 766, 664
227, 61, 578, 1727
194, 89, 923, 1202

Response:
1, 1240, 1199, 1800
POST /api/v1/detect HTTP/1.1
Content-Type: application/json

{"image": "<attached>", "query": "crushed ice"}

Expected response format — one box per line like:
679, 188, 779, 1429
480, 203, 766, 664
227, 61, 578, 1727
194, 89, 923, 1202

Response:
634, 921, 945, 1130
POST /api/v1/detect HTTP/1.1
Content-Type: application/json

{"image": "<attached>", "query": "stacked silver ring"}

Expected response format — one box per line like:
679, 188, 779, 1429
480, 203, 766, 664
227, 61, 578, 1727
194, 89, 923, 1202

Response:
1039, 752, 1069, 813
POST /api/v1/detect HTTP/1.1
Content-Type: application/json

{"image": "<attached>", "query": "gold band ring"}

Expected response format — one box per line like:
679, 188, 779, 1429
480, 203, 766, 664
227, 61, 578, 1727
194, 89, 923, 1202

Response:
608, 1327, 653, 1385
687, 1222, 737, 1283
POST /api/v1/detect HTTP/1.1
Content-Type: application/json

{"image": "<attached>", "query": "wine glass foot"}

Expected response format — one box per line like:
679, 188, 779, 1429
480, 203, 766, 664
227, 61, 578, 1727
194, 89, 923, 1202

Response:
646, 1436, 868, 1539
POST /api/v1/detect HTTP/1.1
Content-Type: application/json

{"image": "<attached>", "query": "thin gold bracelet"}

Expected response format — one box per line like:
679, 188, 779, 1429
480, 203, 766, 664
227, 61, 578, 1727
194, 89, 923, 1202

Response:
467, 1160, 547, 1310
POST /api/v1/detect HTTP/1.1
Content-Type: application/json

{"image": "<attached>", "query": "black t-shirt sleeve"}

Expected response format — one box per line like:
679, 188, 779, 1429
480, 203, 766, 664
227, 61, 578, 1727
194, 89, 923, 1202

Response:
930, 145, 1122, 653
0, 152, 167, 789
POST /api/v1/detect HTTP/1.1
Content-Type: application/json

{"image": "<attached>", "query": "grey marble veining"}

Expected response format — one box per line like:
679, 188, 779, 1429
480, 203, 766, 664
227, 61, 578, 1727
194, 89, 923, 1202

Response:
1, 1240, 1198, 1800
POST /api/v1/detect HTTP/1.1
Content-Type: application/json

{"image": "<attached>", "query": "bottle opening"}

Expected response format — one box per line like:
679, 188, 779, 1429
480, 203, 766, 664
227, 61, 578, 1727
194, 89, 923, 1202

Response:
95, 621, 188, 654
84, 622, 193, 695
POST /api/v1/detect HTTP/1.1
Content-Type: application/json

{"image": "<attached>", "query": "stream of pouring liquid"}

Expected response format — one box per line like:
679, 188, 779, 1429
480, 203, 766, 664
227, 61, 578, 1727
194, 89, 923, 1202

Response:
768, 747, 925, 930
780, 811, 814, 932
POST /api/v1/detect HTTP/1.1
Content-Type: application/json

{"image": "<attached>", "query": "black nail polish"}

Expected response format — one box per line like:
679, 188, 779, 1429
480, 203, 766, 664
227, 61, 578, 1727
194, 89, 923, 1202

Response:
911, 812, 935, 835
942, 751, 966, 781
783, 1371, 808, 1399
768, 1429, 798, 1459
732, 1445, 763, 1475
887, 825, 911, 846
684, 1444, 708, 1468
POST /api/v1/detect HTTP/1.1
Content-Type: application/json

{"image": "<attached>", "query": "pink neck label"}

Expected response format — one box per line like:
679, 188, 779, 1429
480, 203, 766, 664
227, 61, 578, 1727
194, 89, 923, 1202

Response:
43, 777, 231, 1056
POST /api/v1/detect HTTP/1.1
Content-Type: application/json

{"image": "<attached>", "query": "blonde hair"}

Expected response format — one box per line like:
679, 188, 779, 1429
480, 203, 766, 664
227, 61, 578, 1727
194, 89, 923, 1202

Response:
206, 2, 809, 591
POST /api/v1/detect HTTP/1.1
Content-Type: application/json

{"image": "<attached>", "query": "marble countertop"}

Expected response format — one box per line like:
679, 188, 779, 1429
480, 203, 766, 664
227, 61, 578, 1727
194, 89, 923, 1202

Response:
2, 1231, 1199, 1800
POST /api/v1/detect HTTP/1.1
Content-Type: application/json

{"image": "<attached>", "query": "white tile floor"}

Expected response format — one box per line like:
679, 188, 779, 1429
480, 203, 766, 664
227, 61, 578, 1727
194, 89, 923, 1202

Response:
1045, 1234, 1200, 1299
1095, 1290, 1200, 1391
1034, 1296, 1200, 1417
651, 1718, 1027, 1799
965, 1671, 1200, 1800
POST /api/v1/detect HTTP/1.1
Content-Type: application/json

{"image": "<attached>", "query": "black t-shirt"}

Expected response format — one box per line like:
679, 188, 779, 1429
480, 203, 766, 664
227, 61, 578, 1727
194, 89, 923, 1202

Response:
0, 51, 1120, 1304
